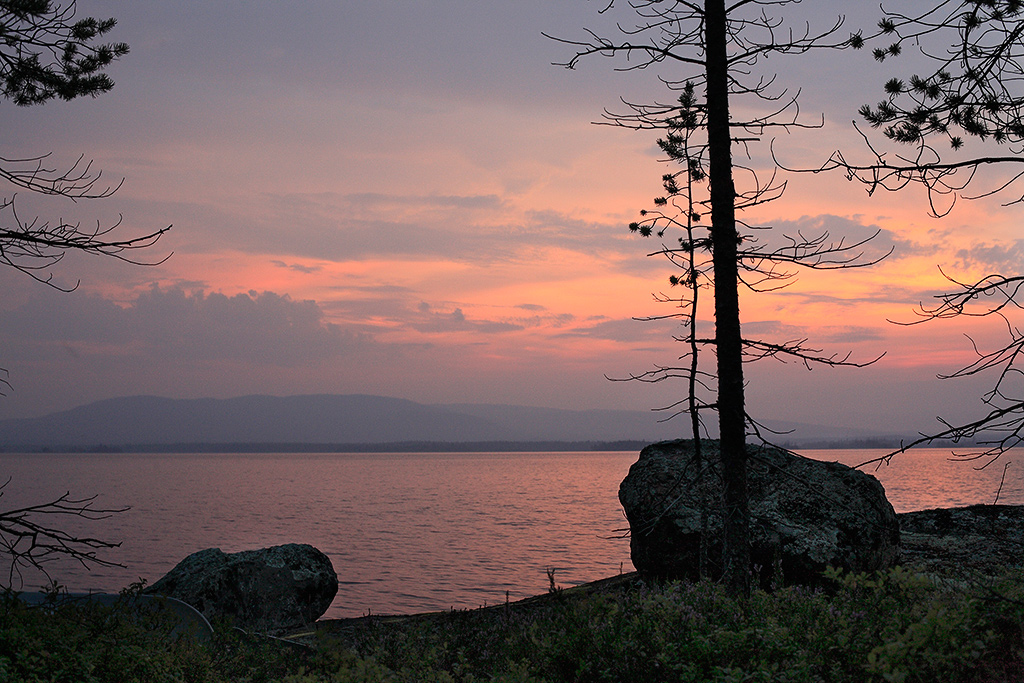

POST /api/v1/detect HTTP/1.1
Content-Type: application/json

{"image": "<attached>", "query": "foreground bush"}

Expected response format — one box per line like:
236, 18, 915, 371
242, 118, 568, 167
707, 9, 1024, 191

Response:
315, 567, 1024, 683
0, 584, 306, 683
2, 568, 1023, 682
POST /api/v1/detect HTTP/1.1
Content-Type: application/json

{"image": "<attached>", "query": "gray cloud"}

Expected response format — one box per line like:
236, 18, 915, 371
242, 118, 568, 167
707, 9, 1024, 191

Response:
0, 285, 371, 368
379, 299, 580, 337
271, 260, 323, 274
140, 192, 660, 279
4, 0, 661, 161
761, 214, 930, 264
767, 282, 940, 312
343, 193, 504, 211
741, 320, 810, 340
162, 192, 538, 264
120, 1, 664, 113
743, 319, 885, 346
954, 240, 1024, 273
407, 304, 523, 335
557, 317, 680, 344
132, 287, 370, 365
510, 313, 577, 329
814, 326, 887, 345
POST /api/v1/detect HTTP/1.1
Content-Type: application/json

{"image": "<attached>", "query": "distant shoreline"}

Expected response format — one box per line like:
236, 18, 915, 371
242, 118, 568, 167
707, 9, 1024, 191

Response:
1, 437, 971, 454
1, 440, 653, 454
1, 395, 942, 454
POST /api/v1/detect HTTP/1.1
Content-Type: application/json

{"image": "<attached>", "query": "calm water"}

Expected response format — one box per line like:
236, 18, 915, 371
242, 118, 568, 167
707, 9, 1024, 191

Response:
1, 448, 1022, 618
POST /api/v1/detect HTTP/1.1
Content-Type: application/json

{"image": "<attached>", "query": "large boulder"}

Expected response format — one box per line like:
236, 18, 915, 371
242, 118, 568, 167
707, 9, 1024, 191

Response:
619, 440, 900, 586
146, 543, 338, 632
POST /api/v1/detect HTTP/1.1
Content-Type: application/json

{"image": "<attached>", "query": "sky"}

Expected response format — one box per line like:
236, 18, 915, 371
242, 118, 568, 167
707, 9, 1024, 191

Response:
1, 0, 1022, 438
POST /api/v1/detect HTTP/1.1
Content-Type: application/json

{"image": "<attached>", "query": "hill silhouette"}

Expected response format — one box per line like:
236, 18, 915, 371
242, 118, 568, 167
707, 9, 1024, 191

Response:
0, 394, 899, 451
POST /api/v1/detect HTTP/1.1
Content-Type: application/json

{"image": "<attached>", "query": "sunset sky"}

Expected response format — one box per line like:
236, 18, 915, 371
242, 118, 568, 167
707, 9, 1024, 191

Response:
1, 0, 1022, 439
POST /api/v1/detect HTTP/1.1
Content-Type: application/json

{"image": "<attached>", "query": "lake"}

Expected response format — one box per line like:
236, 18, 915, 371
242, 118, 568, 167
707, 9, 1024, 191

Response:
1, 447, 1021, 618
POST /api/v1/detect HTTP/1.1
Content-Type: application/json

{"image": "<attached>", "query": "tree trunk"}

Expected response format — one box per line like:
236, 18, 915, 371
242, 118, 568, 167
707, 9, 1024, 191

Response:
704, 0, 750, 596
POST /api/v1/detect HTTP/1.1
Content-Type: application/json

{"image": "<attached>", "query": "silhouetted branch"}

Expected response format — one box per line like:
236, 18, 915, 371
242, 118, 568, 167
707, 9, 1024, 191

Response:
0, 152, 120, 198
0, 478, 127, 590
0, 193, 171, 291
800, 127, 1024, 218
814, 1, 1024, 214
0, 9, 169, 291
867, 264, 1024, 463
858, 398, 1024, 470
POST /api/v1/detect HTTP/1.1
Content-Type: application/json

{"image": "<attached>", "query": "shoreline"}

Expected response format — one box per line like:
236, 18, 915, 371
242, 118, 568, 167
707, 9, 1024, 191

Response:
4, 439, 984, 454
291, 503, 1024, 644
297, 572, 644, 645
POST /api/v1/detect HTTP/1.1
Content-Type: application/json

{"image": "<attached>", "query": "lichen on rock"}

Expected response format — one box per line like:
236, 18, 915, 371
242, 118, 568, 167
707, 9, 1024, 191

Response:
146, 543, 338, 633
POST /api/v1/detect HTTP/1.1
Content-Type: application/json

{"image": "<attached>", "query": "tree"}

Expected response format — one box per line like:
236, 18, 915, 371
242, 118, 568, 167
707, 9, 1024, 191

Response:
0, 0, 165, 587
1, 0, 168, 296
619, 87, 886, 582
2, 0, 127, 105
823, 1, 1024, 466
551, 1, 882, 593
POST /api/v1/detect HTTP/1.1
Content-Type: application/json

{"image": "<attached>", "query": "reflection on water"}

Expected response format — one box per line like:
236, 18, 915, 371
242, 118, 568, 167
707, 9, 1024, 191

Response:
1, 451, 635, 618
1, 448, 1021, 617
800, 448, 1024, 513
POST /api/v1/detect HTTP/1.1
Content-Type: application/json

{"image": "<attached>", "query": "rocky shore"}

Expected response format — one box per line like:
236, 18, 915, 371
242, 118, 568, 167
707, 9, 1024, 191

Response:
898, 504, 1024, 577
295, 503, 1024, 646
141, 440, 1024, 645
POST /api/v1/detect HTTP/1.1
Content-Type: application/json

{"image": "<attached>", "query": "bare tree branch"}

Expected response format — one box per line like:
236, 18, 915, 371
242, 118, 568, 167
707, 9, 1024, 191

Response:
0, 3, 151, 586
0, 478, 127, 590
0, 192, 171, 291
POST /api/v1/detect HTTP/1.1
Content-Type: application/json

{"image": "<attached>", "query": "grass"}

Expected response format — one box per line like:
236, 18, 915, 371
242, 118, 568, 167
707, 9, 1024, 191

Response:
2, 567, 1023, 682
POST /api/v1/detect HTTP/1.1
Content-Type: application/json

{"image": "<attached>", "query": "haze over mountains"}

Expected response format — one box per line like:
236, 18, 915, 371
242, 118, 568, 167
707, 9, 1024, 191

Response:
0, 394, 896, 451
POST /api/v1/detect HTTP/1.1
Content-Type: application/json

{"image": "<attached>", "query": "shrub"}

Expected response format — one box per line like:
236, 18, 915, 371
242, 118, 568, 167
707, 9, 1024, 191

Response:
2, 568, 1023, 682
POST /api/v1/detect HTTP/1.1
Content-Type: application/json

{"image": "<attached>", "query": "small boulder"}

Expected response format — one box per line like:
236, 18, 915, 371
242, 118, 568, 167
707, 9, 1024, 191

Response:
619, 440, 900, 586
146, 543, 338, 632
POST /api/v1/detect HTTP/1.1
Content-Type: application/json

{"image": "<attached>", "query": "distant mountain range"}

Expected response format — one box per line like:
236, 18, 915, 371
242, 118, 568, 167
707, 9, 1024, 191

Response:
0, 394, 900, 452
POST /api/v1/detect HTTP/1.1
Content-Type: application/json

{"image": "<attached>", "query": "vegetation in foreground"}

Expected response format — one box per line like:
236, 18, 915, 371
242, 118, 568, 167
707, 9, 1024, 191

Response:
2, 568, 1023, 683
